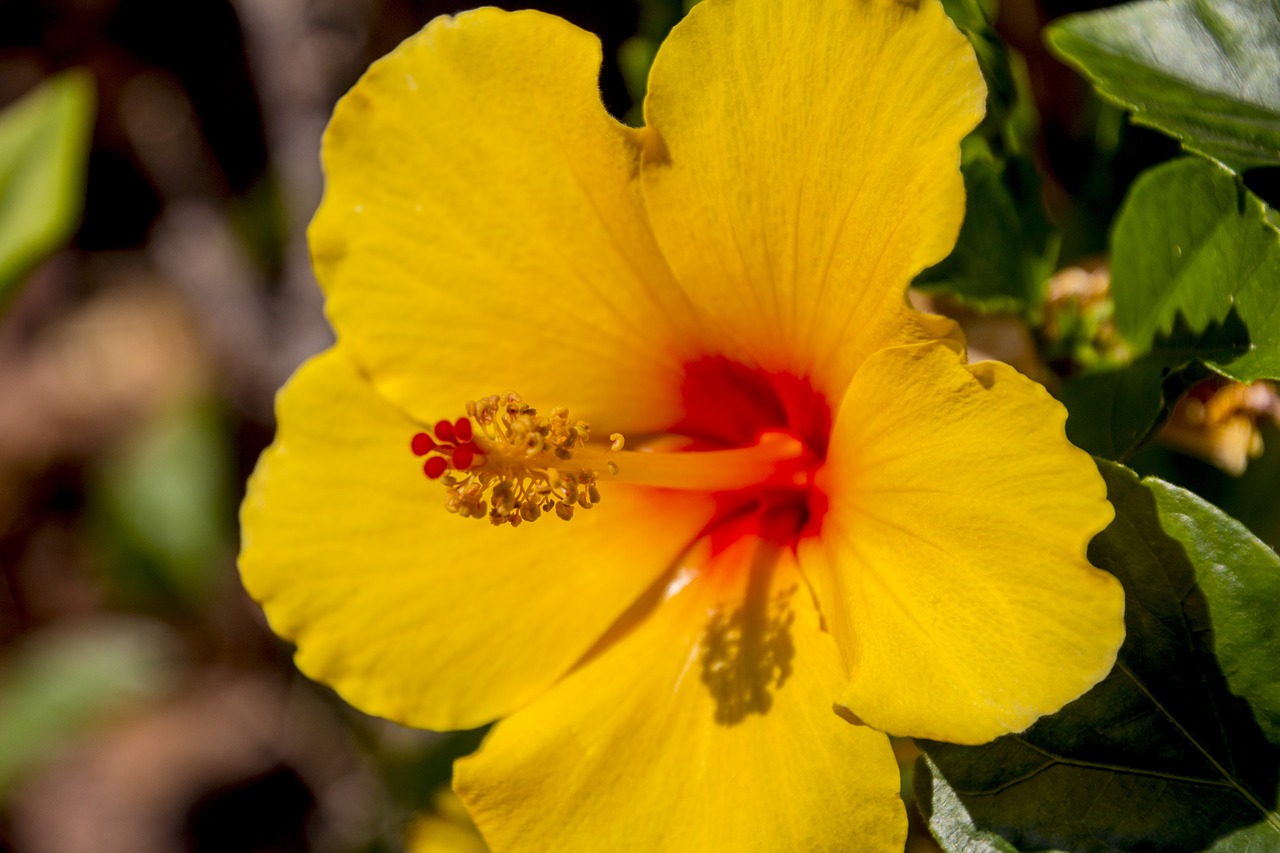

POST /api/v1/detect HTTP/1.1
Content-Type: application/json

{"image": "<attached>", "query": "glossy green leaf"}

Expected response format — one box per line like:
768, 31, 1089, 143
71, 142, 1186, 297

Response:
1047, 0, 1280, 172
1058, 157, 1280, 459
0, 71, 95, 306
0, 620, 176, 795
917, 461, 1280, 852
1112, 157, 1280, 378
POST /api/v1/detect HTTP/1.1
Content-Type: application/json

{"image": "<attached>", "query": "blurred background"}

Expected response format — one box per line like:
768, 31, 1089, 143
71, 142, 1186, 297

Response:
1, 0, 1278, 851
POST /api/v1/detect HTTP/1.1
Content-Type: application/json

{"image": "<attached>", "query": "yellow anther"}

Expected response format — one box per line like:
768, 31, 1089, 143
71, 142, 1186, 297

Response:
423, 391, 622, 529
419, 394, 812, 530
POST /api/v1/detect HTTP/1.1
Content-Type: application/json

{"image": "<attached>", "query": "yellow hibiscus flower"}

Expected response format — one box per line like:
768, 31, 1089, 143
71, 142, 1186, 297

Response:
239, 0, 1126, 850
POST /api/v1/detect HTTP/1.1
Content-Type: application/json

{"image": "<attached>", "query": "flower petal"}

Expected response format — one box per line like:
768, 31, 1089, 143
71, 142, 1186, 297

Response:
311, 9, 701, 432
639, 0, 983, 394
239, 348, 716, 730
455, 539, 906, 853
803, 342, 1123, 744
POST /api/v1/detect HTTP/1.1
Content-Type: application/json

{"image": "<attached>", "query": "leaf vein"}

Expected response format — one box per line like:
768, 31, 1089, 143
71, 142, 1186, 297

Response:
1117, 660, 1280, 834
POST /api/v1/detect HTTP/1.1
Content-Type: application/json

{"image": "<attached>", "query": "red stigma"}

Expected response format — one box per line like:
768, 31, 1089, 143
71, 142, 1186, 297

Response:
411, 432, 436, 456
412, 419, 481, 481
423, 456, 449, 479
452, 444, 476, 471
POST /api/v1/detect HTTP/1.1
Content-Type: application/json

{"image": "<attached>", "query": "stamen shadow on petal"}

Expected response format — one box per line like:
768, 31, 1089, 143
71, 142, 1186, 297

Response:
699, 548, 797, 726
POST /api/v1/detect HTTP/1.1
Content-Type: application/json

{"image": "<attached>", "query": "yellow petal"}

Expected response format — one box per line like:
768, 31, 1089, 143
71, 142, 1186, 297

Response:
802, 342, 1123, 744
239, 348, 716, 730
311, 9, 701, 433
639, 0, 984, 395
456, 539, 906, 853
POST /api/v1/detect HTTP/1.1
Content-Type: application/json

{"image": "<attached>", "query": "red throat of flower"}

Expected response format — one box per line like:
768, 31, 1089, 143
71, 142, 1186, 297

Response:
674, 357, 831, 555
410, 358, 831, 552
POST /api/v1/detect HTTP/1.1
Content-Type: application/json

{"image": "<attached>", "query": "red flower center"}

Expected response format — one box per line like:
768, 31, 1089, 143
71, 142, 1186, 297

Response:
673, 357, 831, 555
410, 363, 830, 536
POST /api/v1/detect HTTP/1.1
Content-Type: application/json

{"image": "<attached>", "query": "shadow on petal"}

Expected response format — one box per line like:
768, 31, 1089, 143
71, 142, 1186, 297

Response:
699, 549, 797, 726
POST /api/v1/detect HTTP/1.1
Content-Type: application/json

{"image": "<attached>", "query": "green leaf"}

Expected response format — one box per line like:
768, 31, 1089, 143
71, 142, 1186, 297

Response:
1112, 157, 1280, 378
915, 140, 1056, 313
1058, 157, 1280, 459
618, 35, 660, 125
917, 460, 1280, 852
0, 71, 95, 307
0, 620, 175, 795
940, 0, 997, 31
1059, 356, 1206, 461
1047, 0, 1280, 172
621, 0, 700, 126
91, 404, 232, 608
916, 6, 1057, 315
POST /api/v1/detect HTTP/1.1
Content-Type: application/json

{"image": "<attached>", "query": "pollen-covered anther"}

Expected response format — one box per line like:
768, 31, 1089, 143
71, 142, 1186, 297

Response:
411, 392, 616, 528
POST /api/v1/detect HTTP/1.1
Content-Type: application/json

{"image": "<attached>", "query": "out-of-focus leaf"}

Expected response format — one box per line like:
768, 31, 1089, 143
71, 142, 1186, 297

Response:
405, 788, 488, 853
917, 461, 1280, 852
618, 36, 660, 123
918, 3, 1057, 315
940, 0, 996, 30
915, 140, 1056, 313
0, 71, 95, 306
1047, 0, 1280, 173
227, 172, 288, 280
966, 23, 1039, 160
620, 0, 699, 126
376, 725, 489, 814
0, 620, 176, 796
93, 404, 231, 607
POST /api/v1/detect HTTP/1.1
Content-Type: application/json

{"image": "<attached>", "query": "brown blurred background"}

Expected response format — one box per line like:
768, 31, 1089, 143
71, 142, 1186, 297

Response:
0, 3, 651, 851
